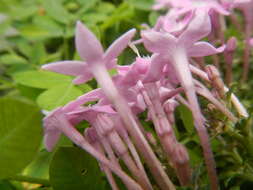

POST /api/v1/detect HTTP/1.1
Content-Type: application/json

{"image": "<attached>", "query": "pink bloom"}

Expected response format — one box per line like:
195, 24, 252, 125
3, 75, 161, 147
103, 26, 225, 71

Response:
42, 21, 136, 84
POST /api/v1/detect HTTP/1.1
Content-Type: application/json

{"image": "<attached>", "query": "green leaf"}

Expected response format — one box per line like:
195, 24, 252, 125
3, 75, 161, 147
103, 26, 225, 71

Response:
149, 11, 159, 26
37, 84, 83, 110
0, 98, 42, 178
29, 43, 47, 65
43, 0, 72, 24
13, 71, 72, 89
10, 5, 37, 20
20, 25, 52, 40
23, 150, 53, 179
16, 84, 44, 101
49, 147, 105, 190
0, 54, 27, 65
100, 3, 134, 30
0, 180, 16, 190
76, 0, 100, 11
33, 16, 64, 38
178, 104, 195, 133
127, 0, 154, 10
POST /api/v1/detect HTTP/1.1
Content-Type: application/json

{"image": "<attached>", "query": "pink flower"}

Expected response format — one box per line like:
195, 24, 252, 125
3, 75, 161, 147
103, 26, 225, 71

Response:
42, 21, 136, 84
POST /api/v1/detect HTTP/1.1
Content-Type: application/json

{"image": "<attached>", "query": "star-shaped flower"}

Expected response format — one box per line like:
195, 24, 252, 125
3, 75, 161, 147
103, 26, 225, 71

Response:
42, 21, 136, 84
170, 0, 229, 15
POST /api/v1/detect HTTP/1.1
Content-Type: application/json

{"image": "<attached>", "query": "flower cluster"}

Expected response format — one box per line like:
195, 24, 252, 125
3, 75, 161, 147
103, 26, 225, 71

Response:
41, 0, 250, 189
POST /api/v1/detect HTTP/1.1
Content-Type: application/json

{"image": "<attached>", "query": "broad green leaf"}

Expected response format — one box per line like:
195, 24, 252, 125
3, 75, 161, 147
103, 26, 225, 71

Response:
6, 64, 33, 76
178, 104, 195, 133
96, 2, 115, 15
16, 85, 44, 101
0, 180, 16, 190
76, 0, 100, 12
43, 0, 72, 24
128, 0, 154, 10
10, 5, 37, 20
13, 71, 72, 89
49, 147, 105, 190
0, 98, 42, 178
29, 43, 47, 65
33, 16, 64, 38
0, 54, 27, 65
37, 84, 83, 110
20, 25, 52, 40
149, 11, 159, 26
100, 3, 134, 30
23, 150, 53, 179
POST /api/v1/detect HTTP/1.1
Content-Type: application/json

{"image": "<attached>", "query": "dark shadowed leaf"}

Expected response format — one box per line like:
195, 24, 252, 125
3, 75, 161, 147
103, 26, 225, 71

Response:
49, 147, 105, 190
178, 104, 195, 133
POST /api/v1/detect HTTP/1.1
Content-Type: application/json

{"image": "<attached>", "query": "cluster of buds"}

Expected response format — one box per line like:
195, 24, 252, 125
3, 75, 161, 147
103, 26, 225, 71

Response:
41, 0, 250, 189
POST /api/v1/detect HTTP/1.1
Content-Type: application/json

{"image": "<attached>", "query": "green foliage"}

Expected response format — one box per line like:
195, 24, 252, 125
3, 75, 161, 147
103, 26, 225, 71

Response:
37, 84, 83, 110
49, 147, 106, 190
13, 71, 72, 89
0, 98, 42, 178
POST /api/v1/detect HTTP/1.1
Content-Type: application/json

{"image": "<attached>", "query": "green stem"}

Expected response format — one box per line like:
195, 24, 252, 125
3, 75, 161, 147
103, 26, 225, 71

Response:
7, 175, 50, 187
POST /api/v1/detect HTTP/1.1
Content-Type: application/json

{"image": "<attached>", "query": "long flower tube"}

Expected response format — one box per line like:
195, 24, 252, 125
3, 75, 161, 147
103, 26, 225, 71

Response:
95, 114, 153, 190
137, 81, 191, 185
114, 119, 152, 187
85, 128, 119, 190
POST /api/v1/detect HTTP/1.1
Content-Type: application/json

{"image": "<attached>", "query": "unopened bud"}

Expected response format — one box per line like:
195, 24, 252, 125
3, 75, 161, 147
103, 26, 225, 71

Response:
205, 65, 225, 98
172, 143, 189, 164
225, 37, 237, 52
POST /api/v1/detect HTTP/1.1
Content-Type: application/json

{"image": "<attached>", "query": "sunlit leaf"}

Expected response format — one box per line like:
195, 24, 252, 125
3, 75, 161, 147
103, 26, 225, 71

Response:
43, 0, 73, 24
37, 84, 83, 110
0, 98, 42, 178
13, 71, 72, 89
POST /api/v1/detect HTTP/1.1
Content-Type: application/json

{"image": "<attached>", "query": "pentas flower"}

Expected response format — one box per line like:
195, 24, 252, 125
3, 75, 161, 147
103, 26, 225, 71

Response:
154, 0, 229, 15
154, 9, 193, 35
42, 21, 136, 84
153, 0, 171, 10
141, 9, 225, 190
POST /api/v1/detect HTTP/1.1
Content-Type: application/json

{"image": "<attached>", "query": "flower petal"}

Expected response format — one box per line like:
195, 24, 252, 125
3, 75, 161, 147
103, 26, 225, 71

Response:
188, 42, 225, 57
63, 89, 104, 112
75, 21, 104, 63
44, 130, 61, 152
141, 30, 177, 53
72, 74, 93, 84
143, 54, 167, 83
104, 29, 136, 64
42, 61, 87, 76
179, 10, 211, 46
